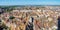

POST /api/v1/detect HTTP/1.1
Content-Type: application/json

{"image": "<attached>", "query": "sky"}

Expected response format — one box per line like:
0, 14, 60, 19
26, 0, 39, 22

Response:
0, 0, 60, 5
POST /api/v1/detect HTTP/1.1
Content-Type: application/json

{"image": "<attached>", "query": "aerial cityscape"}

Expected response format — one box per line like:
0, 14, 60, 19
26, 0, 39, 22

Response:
0, 5, 59, 30
0, 0, 60, 30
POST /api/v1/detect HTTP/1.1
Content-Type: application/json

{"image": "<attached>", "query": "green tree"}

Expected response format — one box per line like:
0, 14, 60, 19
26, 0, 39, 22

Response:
9, 16, 15, 19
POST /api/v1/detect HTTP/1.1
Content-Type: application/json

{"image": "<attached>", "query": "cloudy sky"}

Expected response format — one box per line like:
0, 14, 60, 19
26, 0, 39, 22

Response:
0, 0, 60, 5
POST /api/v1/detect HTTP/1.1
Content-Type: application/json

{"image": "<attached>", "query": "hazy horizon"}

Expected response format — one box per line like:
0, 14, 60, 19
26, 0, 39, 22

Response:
0, 0, 60, 5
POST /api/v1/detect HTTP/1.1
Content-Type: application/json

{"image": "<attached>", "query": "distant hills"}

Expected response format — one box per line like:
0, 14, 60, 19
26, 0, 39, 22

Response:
0, 5, 60, 7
